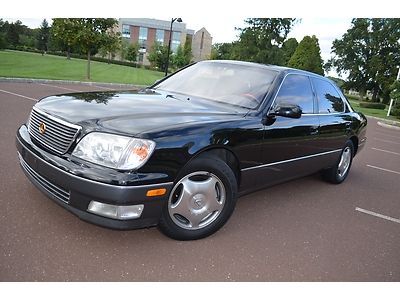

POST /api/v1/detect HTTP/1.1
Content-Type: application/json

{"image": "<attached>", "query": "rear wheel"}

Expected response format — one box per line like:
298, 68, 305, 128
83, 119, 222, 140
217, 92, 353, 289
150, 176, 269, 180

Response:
159, 157, 237, 240
322, 140, 354, 184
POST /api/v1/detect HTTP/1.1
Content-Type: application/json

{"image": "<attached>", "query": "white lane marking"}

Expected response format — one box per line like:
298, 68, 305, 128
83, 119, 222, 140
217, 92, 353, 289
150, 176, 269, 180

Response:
367, 164, 400, 175
0, 88, 38, 102
374, 137, 400, 145
371, 147, 400, 156
355, 207, 400, 224
38, 83, 83, 92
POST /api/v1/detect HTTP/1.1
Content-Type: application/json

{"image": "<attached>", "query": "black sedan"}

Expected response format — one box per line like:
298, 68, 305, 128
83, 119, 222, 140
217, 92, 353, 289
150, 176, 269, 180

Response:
16, 60, 367, 240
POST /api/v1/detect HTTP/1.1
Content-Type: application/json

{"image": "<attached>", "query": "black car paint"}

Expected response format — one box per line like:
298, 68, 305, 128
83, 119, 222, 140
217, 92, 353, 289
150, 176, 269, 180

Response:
16, 62, 367, 230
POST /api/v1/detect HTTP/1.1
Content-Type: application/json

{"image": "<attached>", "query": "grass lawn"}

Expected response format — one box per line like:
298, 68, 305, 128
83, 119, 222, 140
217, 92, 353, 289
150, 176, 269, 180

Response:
0, 50, 164, 85
348, 99, 399, 121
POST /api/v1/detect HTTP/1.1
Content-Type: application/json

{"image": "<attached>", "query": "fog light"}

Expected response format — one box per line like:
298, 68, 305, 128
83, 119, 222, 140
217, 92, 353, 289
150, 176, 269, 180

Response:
87, 201, 144, 220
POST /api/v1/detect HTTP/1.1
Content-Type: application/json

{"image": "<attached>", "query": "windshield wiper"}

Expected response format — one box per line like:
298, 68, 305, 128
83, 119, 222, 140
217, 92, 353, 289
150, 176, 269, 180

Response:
166, 94, 190, 101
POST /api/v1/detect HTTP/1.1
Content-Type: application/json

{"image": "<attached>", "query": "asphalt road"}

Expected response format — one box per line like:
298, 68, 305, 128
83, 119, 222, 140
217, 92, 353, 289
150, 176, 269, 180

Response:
1, 81, 399, 281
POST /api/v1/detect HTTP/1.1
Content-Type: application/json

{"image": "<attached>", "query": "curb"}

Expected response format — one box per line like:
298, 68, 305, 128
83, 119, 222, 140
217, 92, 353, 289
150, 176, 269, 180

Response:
377, 121, 400, 131
367, 116, 400, 130
0, 77, 146, 89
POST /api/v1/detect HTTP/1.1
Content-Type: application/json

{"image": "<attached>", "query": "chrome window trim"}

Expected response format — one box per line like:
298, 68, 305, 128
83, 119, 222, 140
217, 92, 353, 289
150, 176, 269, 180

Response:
302, 113, 343, 116
267, 72, 349, 116
241, 149, 342, 172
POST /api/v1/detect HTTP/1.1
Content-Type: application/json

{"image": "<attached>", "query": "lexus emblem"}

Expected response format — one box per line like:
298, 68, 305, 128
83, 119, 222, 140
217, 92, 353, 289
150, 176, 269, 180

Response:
39, 122, 46, 134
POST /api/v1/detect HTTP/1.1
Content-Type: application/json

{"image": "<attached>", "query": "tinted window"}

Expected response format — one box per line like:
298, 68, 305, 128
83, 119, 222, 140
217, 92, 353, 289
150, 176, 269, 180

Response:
274, 74, 314, 114
312, 78, 344, 113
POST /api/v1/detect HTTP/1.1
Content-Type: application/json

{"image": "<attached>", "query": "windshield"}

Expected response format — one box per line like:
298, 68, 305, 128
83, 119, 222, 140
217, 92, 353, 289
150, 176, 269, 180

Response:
154, 61, 277, 109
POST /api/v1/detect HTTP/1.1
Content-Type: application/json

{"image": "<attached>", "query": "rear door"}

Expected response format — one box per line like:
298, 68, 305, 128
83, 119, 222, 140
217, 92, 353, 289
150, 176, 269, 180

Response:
311, 77, 351, 168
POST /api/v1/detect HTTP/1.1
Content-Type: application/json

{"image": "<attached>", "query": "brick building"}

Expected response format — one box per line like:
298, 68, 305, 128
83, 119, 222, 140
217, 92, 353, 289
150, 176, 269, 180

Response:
119, 18, 212, 65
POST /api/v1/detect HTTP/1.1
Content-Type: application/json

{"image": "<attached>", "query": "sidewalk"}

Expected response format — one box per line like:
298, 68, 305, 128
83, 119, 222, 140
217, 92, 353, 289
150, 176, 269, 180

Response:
0, 77, 145, 88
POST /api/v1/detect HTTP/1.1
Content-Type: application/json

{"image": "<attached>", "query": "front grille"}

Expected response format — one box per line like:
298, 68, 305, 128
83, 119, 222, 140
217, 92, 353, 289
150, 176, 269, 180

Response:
18, 153, 70, 204
28, 107, 81, 154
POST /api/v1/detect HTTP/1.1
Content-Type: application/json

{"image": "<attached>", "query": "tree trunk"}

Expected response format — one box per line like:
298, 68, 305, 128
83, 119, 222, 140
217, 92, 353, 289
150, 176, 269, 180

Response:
66, 47, 71, 60
359, 88, 366, 101
372, 88, 379, 102
87, 50, 91, 80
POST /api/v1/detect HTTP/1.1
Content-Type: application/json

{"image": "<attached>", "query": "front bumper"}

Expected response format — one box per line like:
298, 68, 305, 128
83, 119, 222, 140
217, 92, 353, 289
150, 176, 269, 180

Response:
16, 125, 173, 230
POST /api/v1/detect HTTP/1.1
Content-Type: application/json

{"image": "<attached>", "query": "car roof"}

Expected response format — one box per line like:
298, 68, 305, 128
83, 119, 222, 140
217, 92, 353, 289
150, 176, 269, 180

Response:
201, 60, 327, 80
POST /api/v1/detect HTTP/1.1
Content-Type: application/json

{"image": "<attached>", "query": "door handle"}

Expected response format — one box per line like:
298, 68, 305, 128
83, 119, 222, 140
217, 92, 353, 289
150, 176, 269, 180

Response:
310, 126, 319, 135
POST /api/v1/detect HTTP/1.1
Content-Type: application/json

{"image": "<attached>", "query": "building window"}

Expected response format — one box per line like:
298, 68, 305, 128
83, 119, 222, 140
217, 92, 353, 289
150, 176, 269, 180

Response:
139, 27, 148, 48
122, 24, 130, 38
171, 31, 181, 53
156, 29, 164, 45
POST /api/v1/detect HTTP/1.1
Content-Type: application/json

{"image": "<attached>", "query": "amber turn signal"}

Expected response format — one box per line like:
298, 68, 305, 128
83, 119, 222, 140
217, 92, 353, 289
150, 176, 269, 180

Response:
146, 188, 167, 197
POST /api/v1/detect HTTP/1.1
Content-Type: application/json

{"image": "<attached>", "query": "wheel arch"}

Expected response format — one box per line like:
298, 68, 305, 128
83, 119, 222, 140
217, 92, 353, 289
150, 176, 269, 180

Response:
349, 135, 359, 155
190, 146, 241, 187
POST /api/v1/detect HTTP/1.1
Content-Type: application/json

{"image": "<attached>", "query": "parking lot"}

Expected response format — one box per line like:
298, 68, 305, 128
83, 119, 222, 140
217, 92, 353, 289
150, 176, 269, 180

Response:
0, 81, 399, 281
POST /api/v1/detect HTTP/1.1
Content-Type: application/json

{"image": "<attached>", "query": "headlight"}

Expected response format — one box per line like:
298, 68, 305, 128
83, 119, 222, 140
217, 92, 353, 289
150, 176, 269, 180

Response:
72, 132, 155, 170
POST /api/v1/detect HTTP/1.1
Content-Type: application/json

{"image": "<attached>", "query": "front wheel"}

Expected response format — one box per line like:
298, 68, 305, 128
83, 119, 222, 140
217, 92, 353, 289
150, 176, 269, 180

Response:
322, 140, 354, 184
158, 157, 238, 240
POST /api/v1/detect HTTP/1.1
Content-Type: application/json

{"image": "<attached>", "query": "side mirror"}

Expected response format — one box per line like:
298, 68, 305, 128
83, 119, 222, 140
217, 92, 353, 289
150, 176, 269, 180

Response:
269, 104, 302, 119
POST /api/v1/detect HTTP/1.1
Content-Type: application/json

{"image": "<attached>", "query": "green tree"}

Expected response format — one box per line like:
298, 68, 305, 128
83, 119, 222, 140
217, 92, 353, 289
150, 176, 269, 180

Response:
51, 18, 79, 59
330, 18, 400, 102
7, 22, 20, 46
281, 38, 298, 65
0, 19, 10, 49
51, 18, 118, 79
99, 30, 122, 63
119, 39, 130, 61
37, 19, 50, 54
288, 35, 324, 75
210, 42, 233, 60
0, 33, 6, 49
148, 42, 170, 71
231, 18, 297, 65
126, 43, 139, 63
173, 39, 192, 69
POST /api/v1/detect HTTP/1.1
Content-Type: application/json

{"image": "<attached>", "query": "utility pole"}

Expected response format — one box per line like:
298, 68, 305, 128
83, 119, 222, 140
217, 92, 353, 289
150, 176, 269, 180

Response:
387, 67, 400, 117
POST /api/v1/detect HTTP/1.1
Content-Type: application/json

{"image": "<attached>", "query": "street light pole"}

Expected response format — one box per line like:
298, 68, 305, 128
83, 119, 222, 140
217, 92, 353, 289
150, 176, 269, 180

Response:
387, 66, 400, 117
165, 17, 182, 77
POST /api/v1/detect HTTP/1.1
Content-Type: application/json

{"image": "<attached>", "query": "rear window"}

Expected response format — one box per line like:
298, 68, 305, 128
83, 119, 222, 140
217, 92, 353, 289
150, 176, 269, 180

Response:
312, 78, 345, 113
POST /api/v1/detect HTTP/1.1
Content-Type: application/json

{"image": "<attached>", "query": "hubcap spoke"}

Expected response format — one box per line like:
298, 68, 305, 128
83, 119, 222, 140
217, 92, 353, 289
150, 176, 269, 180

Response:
168, 171, 226, 230
338, 147, 351, 177
189, 210, 211, 228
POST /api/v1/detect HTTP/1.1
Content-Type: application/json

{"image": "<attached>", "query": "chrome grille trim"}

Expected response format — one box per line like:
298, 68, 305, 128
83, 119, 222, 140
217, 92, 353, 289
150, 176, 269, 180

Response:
28, 107, 81, 154
18, 153, 70, 204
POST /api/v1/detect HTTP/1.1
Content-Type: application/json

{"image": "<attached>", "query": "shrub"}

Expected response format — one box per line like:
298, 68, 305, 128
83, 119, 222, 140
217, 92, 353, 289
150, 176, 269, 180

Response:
345, 94, 362, 101
359, 102, 386, 109
7, 49, 160, 71
390, 107, 400, 117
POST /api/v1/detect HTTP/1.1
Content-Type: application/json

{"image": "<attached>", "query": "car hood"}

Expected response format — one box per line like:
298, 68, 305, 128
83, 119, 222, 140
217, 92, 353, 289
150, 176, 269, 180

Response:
35, 90, 247, 135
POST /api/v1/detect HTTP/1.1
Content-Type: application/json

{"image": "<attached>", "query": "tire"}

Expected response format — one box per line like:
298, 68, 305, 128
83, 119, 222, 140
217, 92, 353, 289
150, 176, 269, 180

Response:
158, 156, 238, 240
322, 140, 354, 184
